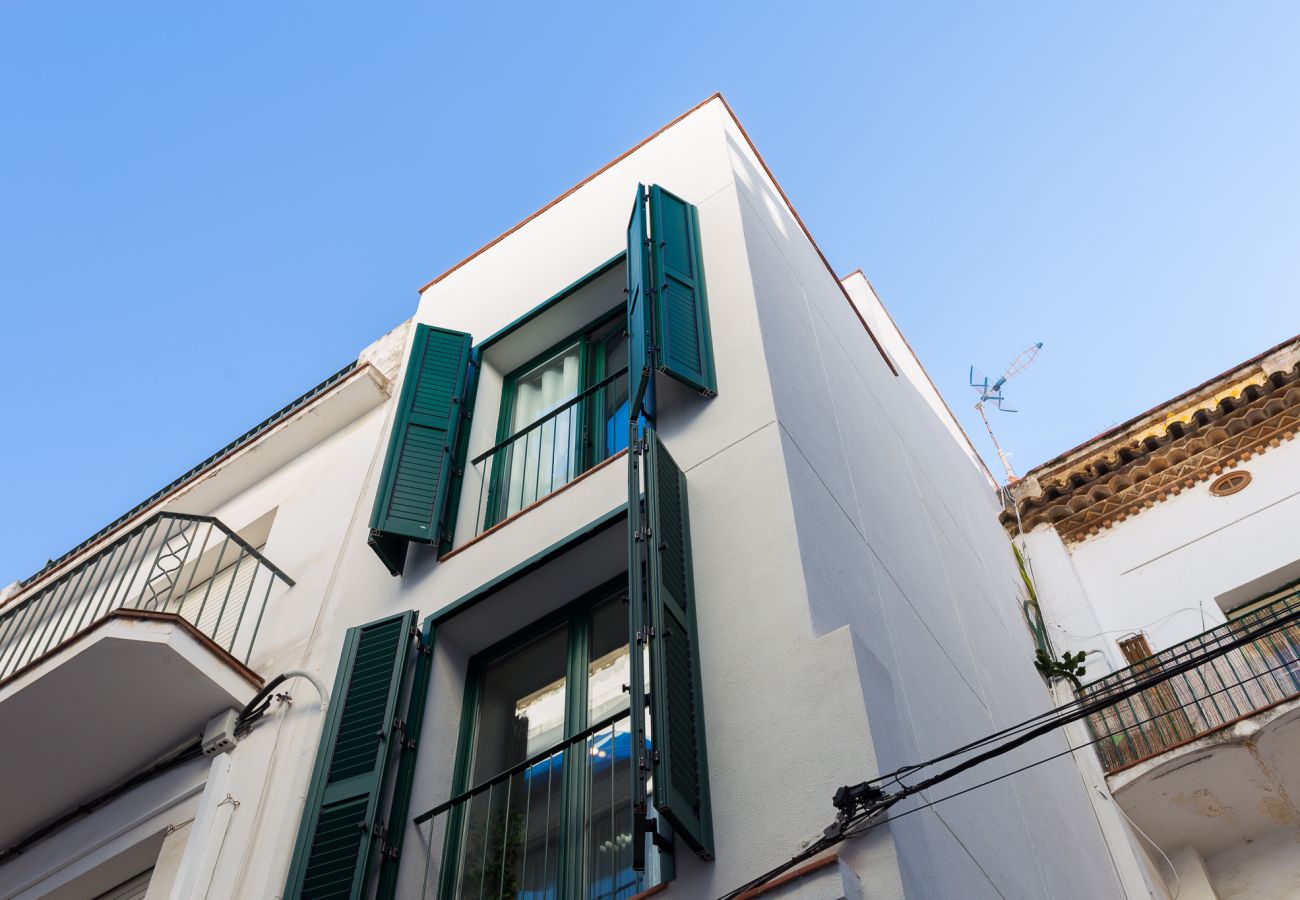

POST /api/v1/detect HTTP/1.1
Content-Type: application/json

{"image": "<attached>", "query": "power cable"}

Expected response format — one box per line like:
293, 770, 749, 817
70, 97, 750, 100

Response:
1103, 789, 1179, 900
717, 608, 1300, 899
863, 599, 1300, 788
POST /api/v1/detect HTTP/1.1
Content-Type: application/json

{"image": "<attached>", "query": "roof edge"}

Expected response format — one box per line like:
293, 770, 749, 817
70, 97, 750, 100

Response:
415, 92, 898, 377
1024, 332, 1300, 479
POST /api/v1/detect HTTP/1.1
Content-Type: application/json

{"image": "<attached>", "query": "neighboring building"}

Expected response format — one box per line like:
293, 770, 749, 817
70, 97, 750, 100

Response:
1007, 335, 1300, 899
1, 95, 1131, 900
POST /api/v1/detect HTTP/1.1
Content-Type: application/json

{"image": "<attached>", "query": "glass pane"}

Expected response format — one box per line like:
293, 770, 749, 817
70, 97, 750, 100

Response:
457, 625, 569, 900
588, 596, 631, 723
583, 716, 641, 900
471, 624, 570, 783
504, 344, 582, 518
584, 595, 643, 899
455, 759, 564, 900
601, 332, 630, 458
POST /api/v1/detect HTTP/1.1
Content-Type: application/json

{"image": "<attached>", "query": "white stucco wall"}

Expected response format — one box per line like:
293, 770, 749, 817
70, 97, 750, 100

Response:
1205, 827, 1300, 900
724, 109, 1127, 899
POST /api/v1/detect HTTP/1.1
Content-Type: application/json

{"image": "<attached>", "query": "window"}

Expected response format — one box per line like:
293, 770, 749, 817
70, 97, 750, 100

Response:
483, 314, 630, 528
368, 183, 715, 572
441, 581, 663, 900
1209, 469, 1252, 497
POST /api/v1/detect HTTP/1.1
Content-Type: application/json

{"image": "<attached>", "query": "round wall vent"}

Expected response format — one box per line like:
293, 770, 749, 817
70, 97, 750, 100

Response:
1209, 470, 1252, 497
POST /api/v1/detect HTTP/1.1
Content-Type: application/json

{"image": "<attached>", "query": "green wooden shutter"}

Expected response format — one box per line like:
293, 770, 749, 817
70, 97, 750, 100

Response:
644, 432, 714, 859
369, 325, 473, 575
627, 184, 654, 420
649, 186, 717, 397
284, 611, 418, 900
375, 616, 435, 900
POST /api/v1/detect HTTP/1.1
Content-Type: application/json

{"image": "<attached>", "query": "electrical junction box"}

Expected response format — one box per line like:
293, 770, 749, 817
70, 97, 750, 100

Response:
202, 709, 240, 756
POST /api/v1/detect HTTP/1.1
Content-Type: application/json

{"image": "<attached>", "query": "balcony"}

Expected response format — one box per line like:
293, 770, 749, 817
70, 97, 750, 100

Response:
0, 512, 293, 850
463, 367, 629, 539
413, 709, 664, 899
1081, 588, 1300, 862
1081, 588, 1300, 774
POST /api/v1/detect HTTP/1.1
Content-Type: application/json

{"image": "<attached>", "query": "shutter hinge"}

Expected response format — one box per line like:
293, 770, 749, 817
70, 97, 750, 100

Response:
635, 626, 655, 644
382, 842, 401, 862
633, 527, 652, 542
394, 717, 418, 750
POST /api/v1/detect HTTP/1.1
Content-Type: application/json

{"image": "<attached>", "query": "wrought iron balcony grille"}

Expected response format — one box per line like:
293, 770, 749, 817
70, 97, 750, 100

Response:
467, 367, 629, 537
0, 512, 293, 683
1080, 586, 1300, 774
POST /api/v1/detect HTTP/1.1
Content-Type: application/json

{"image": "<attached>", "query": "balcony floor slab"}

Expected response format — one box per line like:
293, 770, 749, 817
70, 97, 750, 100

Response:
0, 611, 260, 851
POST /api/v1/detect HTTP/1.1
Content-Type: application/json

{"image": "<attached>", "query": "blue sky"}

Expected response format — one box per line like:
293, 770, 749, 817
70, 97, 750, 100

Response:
2, 3, 1297, 584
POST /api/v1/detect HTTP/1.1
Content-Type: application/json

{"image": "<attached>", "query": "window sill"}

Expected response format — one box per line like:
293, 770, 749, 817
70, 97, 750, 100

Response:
440, 448, 628, 563
735, 853, 840, 900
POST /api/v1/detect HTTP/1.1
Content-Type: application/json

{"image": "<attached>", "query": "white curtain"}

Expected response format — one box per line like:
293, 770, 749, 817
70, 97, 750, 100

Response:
504, 347, 580, 517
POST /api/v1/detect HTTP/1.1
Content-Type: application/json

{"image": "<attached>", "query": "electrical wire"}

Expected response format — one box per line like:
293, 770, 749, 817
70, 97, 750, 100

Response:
1060, 606, 1212, 642
1103, 789, 1179, 900
862, 599, 1300, 787
717, 612, 1300, 899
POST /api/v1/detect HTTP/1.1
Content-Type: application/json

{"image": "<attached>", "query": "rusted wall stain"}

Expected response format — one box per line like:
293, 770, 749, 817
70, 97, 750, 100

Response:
1171, 788, 1240, 824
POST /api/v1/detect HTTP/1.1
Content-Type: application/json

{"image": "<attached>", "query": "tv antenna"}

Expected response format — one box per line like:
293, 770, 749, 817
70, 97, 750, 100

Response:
970, 342, 1043, 483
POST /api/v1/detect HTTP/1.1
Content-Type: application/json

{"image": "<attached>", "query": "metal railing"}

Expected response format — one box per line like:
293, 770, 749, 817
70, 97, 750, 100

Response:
467, 367, 629, 536
0, 512, 293, 682
414, 709, 656, 900
1080, 587, 1300, 773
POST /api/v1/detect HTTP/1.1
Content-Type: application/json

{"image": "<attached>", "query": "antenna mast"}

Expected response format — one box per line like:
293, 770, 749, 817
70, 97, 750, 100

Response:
969, 342, 1043, 484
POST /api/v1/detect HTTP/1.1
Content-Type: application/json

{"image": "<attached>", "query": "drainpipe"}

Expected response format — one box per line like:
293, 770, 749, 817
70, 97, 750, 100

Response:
166, 753, 235, 900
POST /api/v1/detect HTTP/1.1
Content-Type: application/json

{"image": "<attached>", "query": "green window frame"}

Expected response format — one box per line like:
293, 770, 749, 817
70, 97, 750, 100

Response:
437, 576, 669, 899
482, 309, 630, 529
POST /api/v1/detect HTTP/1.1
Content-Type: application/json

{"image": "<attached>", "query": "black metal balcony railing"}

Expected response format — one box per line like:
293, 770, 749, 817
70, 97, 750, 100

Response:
0, 512, 293, 682
1080, 587, 1300, 773
414, 710, 653, 900
468, 367, 629, 536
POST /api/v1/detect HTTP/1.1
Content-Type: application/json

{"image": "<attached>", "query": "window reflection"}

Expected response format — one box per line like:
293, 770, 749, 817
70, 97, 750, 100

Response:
451, 590, 652, 900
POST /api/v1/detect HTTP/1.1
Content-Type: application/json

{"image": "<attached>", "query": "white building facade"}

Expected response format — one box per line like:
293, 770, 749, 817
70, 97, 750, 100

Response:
2, 96, 1131, 900
1008, 335, 1300, 899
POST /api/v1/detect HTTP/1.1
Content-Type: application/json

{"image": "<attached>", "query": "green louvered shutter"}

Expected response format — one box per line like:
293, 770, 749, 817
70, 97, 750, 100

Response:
375, 616, 435, 900
649, 186, 716, 397
369, 325, 473, 575
284, 611, 418, 900
644, 433, 714, 859
627, 184, 654, 420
